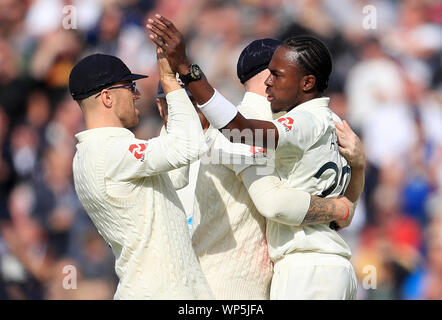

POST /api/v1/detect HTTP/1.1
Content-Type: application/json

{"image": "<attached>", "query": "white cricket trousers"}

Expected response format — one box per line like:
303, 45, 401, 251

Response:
270, 252, 357, 300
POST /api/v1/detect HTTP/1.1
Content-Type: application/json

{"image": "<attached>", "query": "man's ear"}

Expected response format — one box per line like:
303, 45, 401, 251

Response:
302, 75, 316, 92
100, 90, 113, 108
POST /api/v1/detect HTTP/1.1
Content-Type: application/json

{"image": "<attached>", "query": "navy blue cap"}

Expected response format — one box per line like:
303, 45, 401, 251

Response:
156, 81, 192, 99
237, 38, 282, 84
69, 54, 148, 100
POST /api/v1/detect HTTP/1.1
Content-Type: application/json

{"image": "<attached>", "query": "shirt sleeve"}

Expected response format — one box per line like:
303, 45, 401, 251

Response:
273, 110, 325, 153
213, 133, 272, 176
105, 89, 208, 181
239, 165, 311, 226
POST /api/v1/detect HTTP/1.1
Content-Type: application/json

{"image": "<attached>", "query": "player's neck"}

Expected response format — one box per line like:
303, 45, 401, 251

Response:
289, 92, 323, 111
84, 112, 124, 130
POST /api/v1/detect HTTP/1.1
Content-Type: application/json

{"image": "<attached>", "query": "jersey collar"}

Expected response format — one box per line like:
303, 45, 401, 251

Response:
75, 127, 134, 142
292, 97, 330, 112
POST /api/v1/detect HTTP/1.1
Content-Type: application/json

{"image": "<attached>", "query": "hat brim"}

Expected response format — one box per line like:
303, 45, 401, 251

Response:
121, 73, 149, 82
71, 73, 149, 100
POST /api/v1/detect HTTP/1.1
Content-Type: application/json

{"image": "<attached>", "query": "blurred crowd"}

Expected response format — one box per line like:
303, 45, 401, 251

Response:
0, 0, 441, 300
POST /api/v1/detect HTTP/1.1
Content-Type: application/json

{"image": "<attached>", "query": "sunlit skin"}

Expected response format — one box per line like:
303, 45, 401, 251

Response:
98, 81, 141, 128
112, 82, 141, 128
265, 46, 321, 114
79, 81, 142, 130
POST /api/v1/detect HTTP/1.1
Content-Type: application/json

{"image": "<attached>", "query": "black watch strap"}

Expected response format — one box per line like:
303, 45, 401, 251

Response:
180, 64, 203, 85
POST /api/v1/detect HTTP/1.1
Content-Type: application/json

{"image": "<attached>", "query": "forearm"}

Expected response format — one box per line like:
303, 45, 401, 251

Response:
160, 74, 182, 94
241, 166, 345, 226
194, 88, 278, 148
345, 165, 365, 203
241, 165, 349, 226
244, 173, 311, 225
177, 64, 215, 105
301, 196, 347, 226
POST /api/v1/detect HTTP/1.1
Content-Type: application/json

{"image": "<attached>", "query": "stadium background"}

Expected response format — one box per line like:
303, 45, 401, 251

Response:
0, 0, 441, 300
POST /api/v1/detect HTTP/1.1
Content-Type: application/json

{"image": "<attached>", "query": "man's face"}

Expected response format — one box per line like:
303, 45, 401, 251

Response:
113, 81, 141, 128
265, 46, 304, 113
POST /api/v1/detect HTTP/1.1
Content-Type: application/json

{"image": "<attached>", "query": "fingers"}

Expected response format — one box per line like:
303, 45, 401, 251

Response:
336, 130, 350, 148
147, 24, 169, 45
334, 121, 344, 131
149, 33, 167, 50
338, 145, 349, 156
156, 14, 179, 33
147, 17, 174, 40
342, 120, 352, 131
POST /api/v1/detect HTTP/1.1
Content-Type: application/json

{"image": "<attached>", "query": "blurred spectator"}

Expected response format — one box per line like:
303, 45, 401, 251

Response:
0, 38, 32, 127
353, 163, 422, 299
0, 0, 440, 300
402, 194, 442, 299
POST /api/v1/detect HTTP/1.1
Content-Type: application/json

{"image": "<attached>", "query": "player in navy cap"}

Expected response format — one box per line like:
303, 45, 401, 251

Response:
69, 51, 213, 299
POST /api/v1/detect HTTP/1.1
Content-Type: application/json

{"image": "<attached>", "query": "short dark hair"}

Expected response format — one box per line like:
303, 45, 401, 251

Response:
283, 36, 332, 92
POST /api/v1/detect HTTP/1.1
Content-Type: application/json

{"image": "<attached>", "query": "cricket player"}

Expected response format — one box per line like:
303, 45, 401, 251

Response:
69, 50, 213, 299
192, 38, 365, 300
146, 15, 365, 299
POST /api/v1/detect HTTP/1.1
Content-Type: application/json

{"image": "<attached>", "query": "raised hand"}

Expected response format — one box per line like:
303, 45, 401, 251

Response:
146, 14, 191, 75
335, 120, 366, 170
156, 46, 182, 97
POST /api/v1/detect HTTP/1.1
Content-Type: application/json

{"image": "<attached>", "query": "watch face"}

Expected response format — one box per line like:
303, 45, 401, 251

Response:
191, 65, 201, 79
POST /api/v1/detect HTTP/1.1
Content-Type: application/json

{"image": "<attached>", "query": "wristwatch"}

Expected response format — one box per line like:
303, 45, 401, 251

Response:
179, 64, 203, 85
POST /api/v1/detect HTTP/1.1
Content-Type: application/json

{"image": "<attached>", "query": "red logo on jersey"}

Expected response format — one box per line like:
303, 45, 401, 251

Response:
129, 143, 146, 160
277, 117, 294, 130
250, 146, 265, 155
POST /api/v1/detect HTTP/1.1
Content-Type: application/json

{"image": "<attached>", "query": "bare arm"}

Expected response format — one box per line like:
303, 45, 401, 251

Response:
146, 15, 279, 149
302, 196, 353, 226
240, 166, 354, 226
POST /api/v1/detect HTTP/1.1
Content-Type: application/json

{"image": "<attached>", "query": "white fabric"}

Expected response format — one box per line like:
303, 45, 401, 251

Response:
270, 252, 357, 300
197, 89, 238, 129
269, 97, 353, 262
240, 166, 311, 226
191, 92, 274, 299
73, 89, 213, 299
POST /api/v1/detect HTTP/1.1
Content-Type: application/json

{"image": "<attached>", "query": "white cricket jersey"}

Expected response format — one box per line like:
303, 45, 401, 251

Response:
73, 89, 213, 299
269, 97, 352, 261
191, 92, 273, 299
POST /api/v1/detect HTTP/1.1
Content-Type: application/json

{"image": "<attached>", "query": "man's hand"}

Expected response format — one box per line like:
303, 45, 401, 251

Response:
336, 120, 365, 211
146, 14, 190, 75
157, 46, 175, 80
157, 46, 181, 95
335, 120, 366, 170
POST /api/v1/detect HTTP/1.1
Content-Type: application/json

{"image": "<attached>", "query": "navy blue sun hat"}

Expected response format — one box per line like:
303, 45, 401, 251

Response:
236, 38, 282, 84
69, 54, 148, 100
